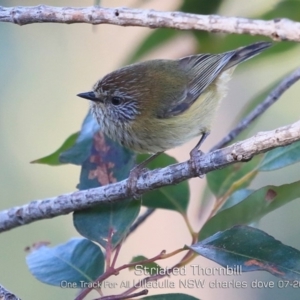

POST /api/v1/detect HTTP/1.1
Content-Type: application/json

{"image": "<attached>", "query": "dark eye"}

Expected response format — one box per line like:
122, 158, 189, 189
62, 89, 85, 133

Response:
111, 96, 123, 106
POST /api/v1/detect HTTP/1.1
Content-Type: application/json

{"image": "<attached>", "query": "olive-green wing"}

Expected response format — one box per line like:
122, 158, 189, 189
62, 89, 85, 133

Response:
158, 42, 271, 119
157, 52, 233, 118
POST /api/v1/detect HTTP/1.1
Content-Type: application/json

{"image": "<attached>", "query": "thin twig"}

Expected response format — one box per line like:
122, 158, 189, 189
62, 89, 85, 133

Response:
98, 289, 148, 300
126, 208, 155, 238
211, 67, 300, 151
0, 120, 300, 233
0, 5, 299, 41
75, 250, 171, 300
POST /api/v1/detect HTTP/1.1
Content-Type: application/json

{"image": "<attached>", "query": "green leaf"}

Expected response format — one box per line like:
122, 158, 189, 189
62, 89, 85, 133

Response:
141, 294, 199, 300
137, 154, 189, 213
259, 140, 300, 171
26, 238, 104, 286
76, 130, 135, 190
191, 225, 300, 280
214, 0, 298, 56
59, 111, 135, 190
263, 0, 300, 22
219, 189, 254, 211
71, 112, 138, 246
206, 155, 262, 198
31, 132, 79, 166
129, 255, 163, 275
59, 112, 101, 166
74, 199, 141, 249
180, 0, 222, 15
199, 180, 300, 241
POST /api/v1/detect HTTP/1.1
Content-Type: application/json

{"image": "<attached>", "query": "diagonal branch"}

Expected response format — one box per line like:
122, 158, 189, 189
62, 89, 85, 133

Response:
211, 67, 300, 151
127, 208, 155, 238
0, 5, 299, 41
0, 120, 300, 233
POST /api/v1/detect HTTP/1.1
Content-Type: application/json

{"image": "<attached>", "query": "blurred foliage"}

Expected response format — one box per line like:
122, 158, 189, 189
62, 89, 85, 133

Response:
28, 0, 300, 299
127, 0, 299, 65
127, 0, 223, 63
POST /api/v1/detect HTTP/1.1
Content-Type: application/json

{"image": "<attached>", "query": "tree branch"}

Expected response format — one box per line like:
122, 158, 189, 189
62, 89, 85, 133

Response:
126, 208, 155, 238
211, 67, 300, 151
0, 120, 300, 233
0, 5, 299, 41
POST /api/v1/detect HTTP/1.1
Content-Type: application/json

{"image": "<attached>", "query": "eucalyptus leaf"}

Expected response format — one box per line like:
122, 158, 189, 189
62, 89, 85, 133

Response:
259, 141, 300, 171
199, 180, 300, 241
74, 199, 140, 249
219, 189, 254, 211
31, 132, 79, 166
71, 111, 138, 246
60, 112, 101, 166
192, 225, 300, 280
129, 255, 163, 275
137, 154, 189, 213
206, 155, 262, 198
26, 238, 104, 286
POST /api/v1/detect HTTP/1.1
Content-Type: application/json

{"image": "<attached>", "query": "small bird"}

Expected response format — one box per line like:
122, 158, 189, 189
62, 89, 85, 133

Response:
78, 42, 271, 187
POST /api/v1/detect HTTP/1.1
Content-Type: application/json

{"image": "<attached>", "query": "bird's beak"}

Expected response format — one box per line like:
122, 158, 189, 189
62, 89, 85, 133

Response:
77, 91, 98, 102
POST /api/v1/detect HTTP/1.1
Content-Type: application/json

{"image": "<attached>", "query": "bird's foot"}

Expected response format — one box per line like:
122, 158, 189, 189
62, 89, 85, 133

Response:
126, 152, 162, 199
127, 164, 148, 200
189, 147, 205, 178
188, 132, 210, 178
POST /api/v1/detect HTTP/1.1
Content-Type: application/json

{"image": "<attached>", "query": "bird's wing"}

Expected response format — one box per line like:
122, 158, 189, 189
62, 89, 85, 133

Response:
158, 52, 233, 118
158, 42, 271, 118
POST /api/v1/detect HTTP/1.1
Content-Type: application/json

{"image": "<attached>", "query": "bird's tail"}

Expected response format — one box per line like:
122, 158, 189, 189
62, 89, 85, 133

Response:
224, 41, 272, 70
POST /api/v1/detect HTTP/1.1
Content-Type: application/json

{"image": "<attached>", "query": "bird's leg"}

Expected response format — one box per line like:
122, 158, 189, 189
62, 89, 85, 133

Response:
189, 132, 210, 177
127, 152, 163, 198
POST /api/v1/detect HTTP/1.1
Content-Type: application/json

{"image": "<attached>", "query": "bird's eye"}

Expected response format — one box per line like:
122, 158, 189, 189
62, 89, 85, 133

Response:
111, 96, 123, 106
